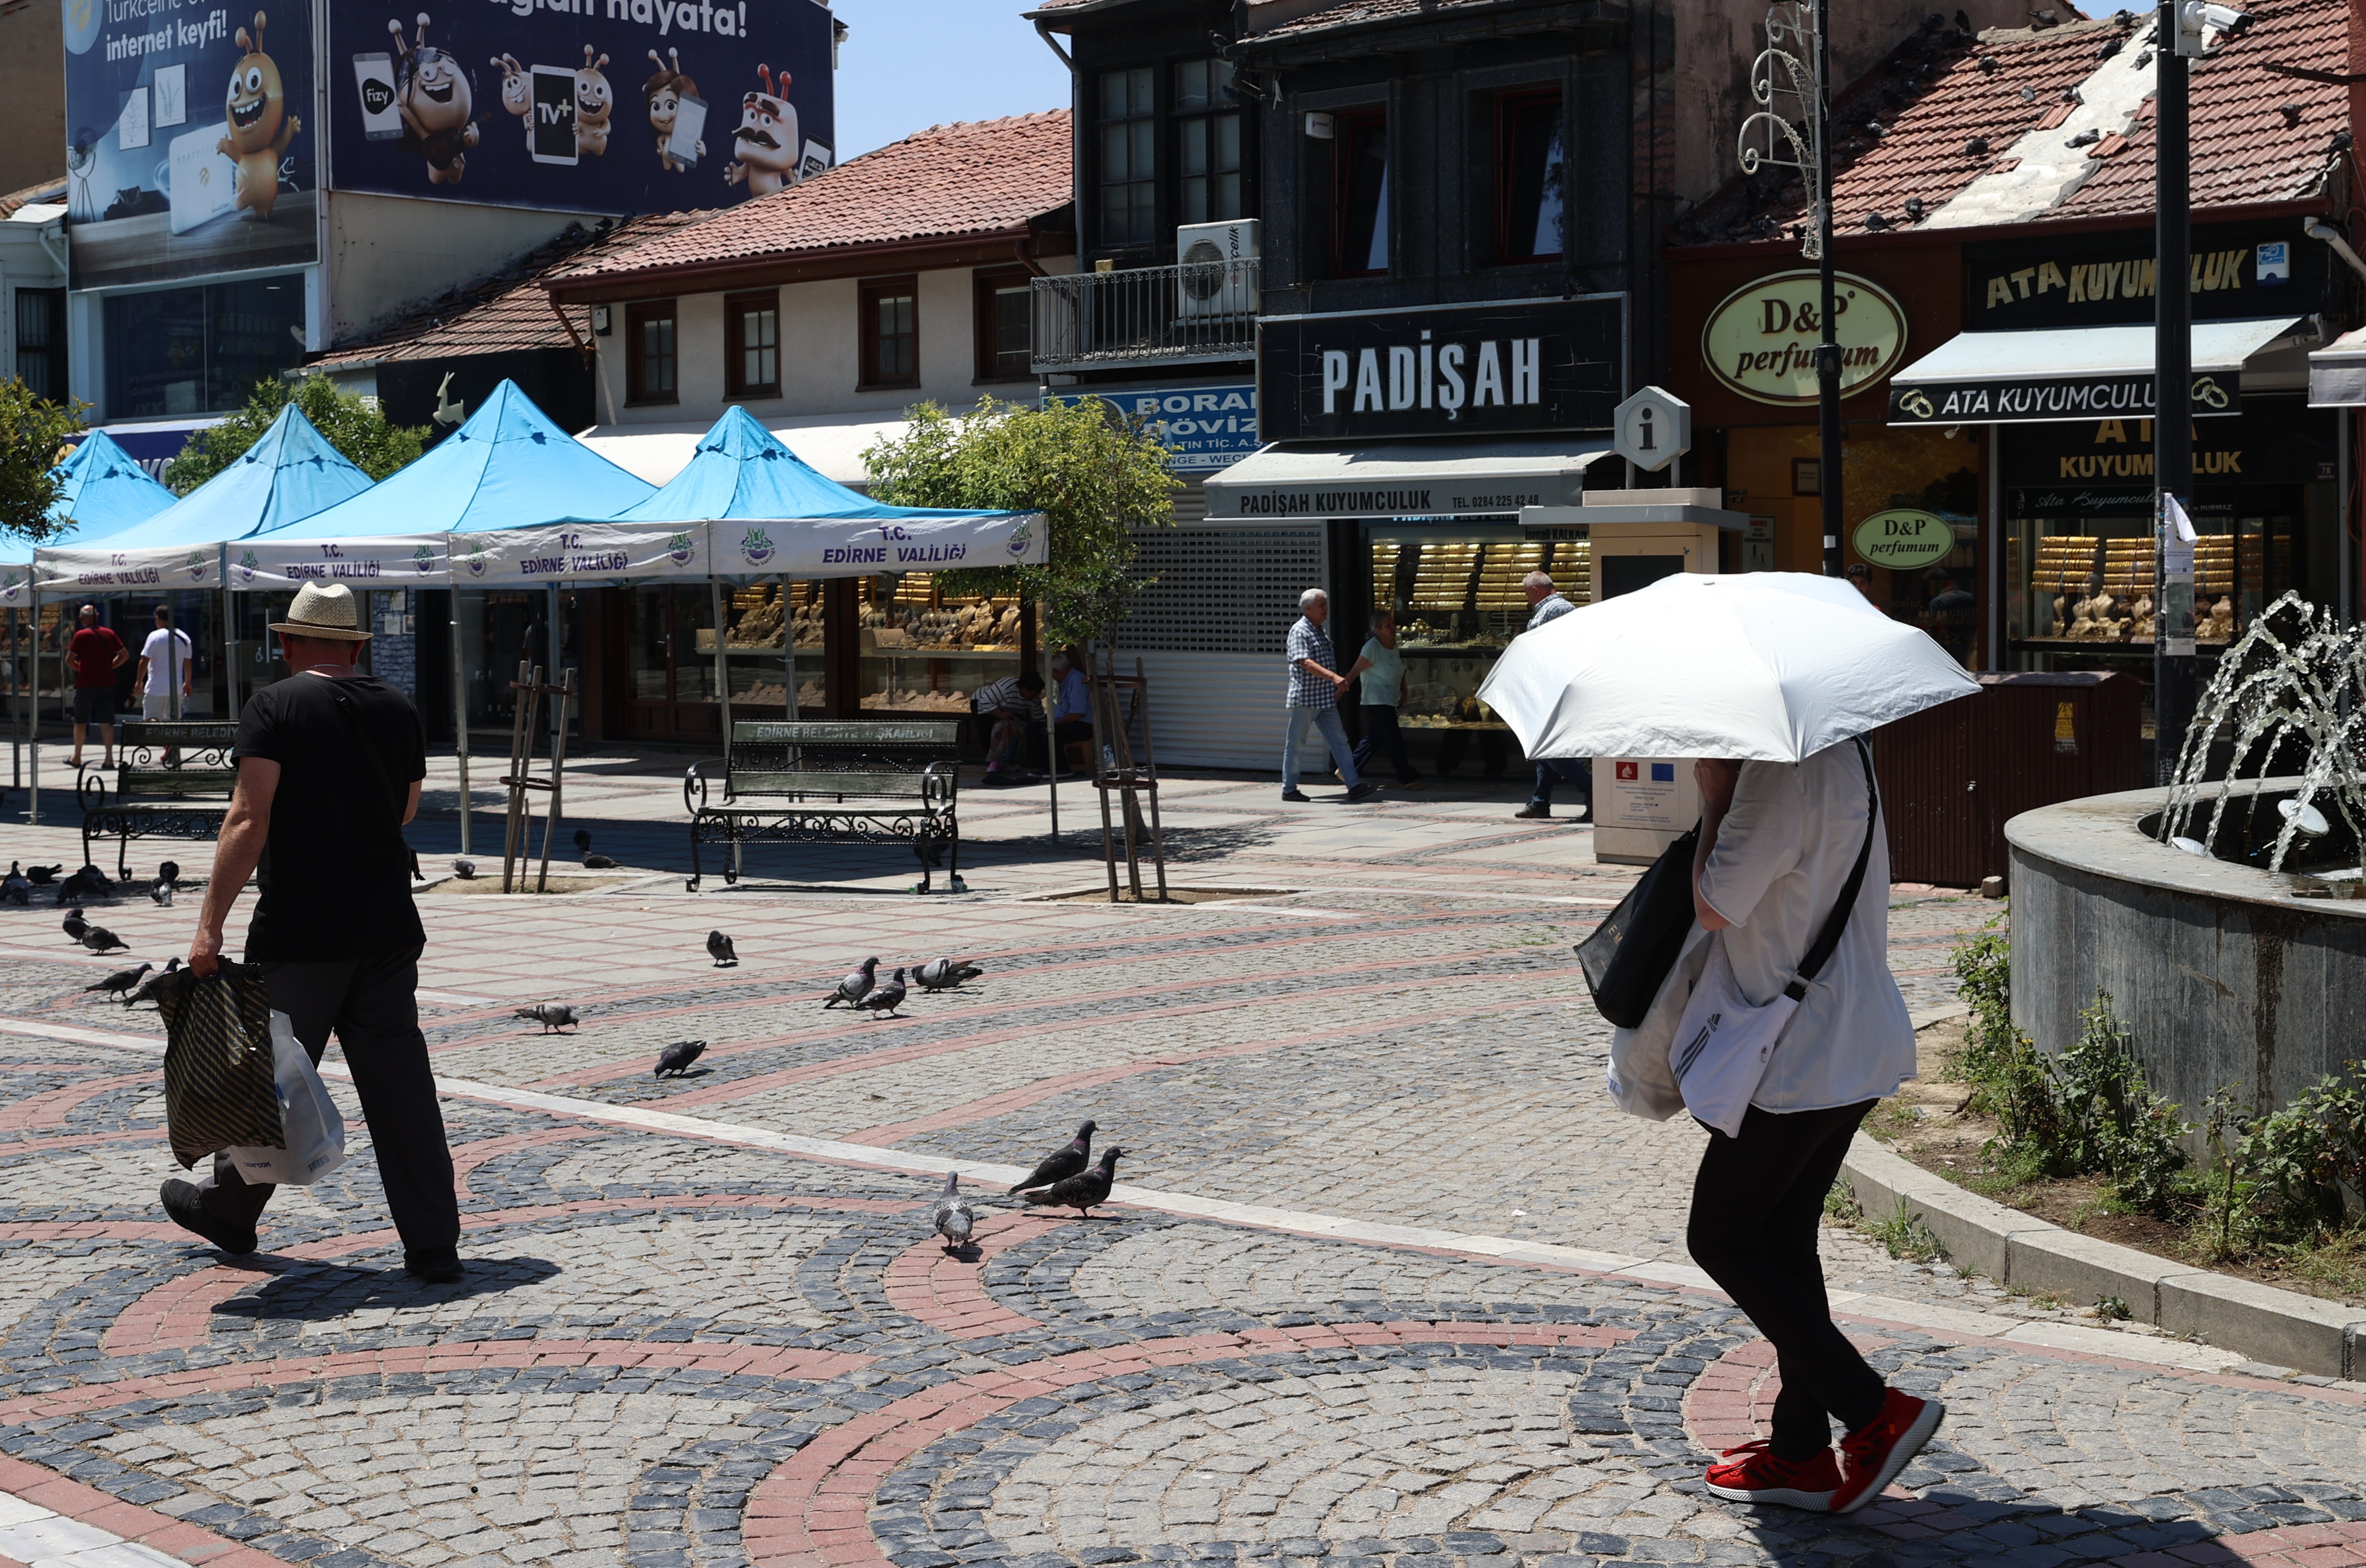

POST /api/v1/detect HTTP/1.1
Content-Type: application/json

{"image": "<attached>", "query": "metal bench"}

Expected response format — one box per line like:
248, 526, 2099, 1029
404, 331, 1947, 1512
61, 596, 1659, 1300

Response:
683, 721, 964, 893
77, 722, 240, 879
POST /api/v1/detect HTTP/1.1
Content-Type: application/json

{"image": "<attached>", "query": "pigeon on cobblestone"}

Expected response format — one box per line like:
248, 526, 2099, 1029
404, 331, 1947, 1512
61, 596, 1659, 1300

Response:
128, 959, 181, 1008
853, 967, 907, 1018
85, 962, 152, 1003
654, 1040, 707, 1076
825, 957, 880, 1008
1, 863, 28, 906
913, 958, 982, 992
24, 864, 60, 886
59, 867, 109, 905
80, 924, 128, 954
931, 1171, 976, 1253
1010, 1120, 1097, 1194
1020, 1148, 1123, 1219
707, 931, 738, 967
516, 1003, 579, 1034
452, 858, 479, 880
62, 907, 87, 942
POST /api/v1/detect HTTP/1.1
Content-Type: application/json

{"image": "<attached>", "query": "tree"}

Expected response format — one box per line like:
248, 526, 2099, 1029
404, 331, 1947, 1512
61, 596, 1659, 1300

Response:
0, 379, 88, 545
164, 374, 430, 493
864, 397, 1180, 648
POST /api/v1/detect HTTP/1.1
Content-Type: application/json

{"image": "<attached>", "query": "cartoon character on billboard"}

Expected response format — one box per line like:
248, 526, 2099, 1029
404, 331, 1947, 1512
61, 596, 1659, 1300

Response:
388, 12, 477, 185
574, 46, 613, 156
725, 64, 798, 197
493, 53, 531, 149
217, 10, 299, 221
642, 49, 703, 171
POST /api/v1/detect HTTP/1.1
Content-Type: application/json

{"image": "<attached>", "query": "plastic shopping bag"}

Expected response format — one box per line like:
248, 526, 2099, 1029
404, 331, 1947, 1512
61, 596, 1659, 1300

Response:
221, 1011, 347, 1185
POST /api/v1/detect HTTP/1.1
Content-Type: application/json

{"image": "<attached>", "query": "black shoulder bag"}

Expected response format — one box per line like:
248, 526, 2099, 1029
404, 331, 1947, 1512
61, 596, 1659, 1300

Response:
1574, 822, 1700, 1030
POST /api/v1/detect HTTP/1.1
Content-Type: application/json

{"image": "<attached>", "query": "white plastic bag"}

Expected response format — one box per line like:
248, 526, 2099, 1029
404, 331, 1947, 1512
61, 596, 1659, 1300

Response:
1666, 936, 1796, 1139
221, 1010, 347, 1185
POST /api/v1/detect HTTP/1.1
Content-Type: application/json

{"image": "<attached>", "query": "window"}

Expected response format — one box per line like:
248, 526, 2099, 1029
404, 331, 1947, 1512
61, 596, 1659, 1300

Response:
1497, 90, 1566, 261
14, 289, 64, 402
973, 267, 1032, 382
725, 290, 780, 398
860, 275, 918, 389
1098, 66, 1156, 248
103, 275, 303, 418
626, 300, 677, 405
1332, 109, 1389, 277
1175, 59, 1242, 225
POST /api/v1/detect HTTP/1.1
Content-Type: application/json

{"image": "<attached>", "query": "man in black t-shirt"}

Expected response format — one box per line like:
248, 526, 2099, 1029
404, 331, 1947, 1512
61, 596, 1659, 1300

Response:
163, 582, 463, 1283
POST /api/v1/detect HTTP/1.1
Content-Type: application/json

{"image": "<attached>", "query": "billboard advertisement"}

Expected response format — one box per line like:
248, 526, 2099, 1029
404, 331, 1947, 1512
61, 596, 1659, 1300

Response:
327, 2, 836, 216
62, 0, 321, 289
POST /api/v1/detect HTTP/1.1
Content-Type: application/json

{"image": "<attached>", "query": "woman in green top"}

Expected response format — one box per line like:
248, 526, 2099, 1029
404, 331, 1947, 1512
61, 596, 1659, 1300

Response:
1344, 608, 1422, 789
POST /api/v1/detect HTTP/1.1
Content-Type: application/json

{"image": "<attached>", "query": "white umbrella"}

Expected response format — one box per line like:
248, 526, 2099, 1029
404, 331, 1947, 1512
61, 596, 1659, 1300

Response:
1477, 571, 1980, 763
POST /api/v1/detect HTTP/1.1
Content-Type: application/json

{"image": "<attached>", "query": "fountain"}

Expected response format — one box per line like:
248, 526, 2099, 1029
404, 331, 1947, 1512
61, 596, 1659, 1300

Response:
2005, 592, 2366, 1120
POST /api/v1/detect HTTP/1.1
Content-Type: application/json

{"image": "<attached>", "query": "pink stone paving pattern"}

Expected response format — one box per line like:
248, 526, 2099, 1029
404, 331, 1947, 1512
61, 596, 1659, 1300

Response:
742, 1321, 1635, 1568
0, 1071, 155, 1132
881, 1210, 1072, 1337
0, 1452, 284, 1568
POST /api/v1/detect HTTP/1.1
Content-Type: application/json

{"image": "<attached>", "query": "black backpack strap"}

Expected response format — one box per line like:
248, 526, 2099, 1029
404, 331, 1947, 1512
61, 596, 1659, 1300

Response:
1783, 736, 1878, 1002
322, 681, 409, 835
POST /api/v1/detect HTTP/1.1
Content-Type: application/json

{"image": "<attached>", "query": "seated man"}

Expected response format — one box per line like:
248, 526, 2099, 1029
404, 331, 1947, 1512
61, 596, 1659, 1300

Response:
1033, 652, 1094, 772
971, 669, 1045, 782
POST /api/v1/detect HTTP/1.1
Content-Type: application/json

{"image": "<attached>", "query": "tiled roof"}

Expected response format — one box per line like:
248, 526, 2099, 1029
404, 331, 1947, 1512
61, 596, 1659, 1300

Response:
1678, 0, 2351, 246
550, 110, 1072, 284
0, 178, 65, 220
309, 212, 704, 370
1244, 0, 1506, 41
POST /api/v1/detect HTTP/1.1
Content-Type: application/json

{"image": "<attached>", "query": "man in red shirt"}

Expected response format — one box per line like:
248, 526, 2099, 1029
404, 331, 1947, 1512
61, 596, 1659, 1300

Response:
68, 604, 130, 769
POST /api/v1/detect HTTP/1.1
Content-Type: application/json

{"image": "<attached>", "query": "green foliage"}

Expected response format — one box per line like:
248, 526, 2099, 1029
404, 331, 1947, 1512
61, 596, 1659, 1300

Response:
864, 397, 1181, 648
1948, 918, 2069, 1155
2201, 1072, 2366, 1253
2051, 996, 2191, 1216
0, 378, 88, 544
163, 374, 429, 493
1867, 1206, 1948, 1263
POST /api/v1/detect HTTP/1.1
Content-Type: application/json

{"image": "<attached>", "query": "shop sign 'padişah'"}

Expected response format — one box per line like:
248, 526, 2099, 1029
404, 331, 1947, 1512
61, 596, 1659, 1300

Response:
1701, 271, 1909, 407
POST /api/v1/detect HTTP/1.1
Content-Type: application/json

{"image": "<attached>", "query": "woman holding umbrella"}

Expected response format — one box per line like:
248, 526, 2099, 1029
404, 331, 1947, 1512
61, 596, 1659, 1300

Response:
1480, 571, 1975, 1516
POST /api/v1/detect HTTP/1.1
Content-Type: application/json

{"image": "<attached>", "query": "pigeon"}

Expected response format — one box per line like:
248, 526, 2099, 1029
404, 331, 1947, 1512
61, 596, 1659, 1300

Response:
452, 858, 479, 880
157, 860, 180, 888
1010, 1120, 1098, 1194
80, 924, 128, 954
85, 961, 152, 1002
575, 829, 618, 869
853, 967, 908, 1018
1976, 54, 1997, 73
654, 1040, 708, 1076
707, 931, 738, 968
24, 864, 60, 886
2064, 127, 2100, 149
59, 865, 112, 904
1903, 196, 1926, 221
1956, 7, 1972, 32
913, 958, 983, 992
516, 1003, 579, 1034
1020, 1148, 1124, 1219
149, 881, 173, 907
931, 1171, 976, 1254
62, 906, 87, 942
825, 957, 880, 1008
127, 958, 181, 1007
0, 863, 28, 906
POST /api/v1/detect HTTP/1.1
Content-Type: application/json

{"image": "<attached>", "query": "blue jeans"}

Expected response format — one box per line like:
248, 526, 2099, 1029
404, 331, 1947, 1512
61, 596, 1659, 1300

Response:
1531, 758, 1591, 809
1282, 705, 1360, 793
1353, 705, 1420, 784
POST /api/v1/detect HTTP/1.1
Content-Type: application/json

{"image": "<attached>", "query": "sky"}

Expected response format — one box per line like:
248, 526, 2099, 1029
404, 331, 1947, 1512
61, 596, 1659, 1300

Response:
829, 0, 1073, 160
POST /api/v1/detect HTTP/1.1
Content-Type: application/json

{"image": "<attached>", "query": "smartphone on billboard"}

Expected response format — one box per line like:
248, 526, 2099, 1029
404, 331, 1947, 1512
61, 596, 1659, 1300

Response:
351, 52, 402, 141
666, 92, 705, 169
530, 65, 577, 164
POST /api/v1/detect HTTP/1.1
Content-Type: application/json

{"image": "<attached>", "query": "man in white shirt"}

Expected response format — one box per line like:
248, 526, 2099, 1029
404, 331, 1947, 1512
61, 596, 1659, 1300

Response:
136, 604, 194, 721
1681, 739, 1939, 1516
1513, 572, 1588, 821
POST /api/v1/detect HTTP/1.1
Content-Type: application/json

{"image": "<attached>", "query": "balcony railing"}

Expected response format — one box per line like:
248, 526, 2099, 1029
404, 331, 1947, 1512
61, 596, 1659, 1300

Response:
1031, 258, 1261, 372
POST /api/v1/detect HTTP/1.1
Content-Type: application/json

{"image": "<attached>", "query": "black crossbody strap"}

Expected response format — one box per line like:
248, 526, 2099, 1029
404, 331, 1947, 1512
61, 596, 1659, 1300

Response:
323, 682, 408, 834
1782, 736, 1878, 1002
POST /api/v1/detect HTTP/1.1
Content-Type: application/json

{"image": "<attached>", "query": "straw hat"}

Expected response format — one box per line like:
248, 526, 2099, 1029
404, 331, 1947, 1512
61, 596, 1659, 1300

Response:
268, 582, 372, 642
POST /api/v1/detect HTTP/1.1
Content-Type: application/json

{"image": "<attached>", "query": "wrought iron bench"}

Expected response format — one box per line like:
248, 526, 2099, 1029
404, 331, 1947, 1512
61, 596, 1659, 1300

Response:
683, 721, 964, 893
78, 722, 240, 879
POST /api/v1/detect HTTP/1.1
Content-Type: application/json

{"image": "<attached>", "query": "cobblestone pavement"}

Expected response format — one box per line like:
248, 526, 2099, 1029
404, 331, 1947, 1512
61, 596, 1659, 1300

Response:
1, 759, 2357, 1568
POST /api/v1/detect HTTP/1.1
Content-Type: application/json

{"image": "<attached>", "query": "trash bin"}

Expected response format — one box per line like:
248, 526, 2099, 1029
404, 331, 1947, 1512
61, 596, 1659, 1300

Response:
1871, 671, 2142, 888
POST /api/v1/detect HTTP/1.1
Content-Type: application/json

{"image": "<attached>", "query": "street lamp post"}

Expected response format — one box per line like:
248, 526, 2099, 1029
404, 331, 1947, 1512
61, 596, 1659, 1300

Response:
1813, 0, 1841, 577
2155, 5, 2209, 784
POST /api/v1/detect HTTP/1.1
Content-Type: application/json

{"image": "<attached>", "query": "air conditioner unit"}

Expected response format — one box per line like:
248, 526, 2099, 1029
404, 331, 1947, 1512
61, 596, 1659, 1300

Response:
1176, 219, 1260, 318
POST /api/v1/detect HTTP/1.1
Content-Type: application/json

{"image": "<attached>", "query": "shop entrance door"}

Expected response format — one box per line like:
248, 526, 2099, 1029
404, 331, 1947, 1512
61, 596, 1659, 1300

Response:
626, 584, 716, 739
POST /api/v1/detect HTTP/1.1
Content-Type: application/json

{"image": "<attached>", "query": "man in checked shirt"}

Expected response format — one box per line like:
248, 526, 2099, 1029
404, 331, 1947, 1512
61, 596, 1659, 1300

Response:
1279, 588, 1377, 804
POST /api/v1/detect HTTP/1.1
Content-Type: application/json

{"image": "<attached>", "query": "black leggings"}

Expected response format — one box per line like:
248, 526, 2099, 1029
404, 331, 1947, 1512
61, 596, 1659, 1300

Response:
1687, 1099, 1887, 1459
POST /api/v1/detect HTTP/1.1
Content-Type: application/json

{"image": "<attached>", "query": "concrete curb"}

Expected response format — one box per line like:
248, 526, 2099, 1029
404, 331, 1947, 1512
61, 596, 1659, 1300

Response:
1838, 1132, 2366, 1378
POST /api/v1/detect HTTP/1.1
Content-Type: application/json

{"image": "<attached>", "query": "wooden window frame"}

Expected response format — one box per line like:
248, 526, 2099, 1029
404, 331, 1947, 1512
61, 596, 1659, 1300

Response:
12, 288, 65, 402
1175, 58, 1244, 227
624, 299, 678, 406
1494, 88, 1566, 264
972, 266, 1034, 384
1330, 107, 1389, 279
724, 289, 781, 400
858, 274, 920, 392
1096, 65, 1157, 251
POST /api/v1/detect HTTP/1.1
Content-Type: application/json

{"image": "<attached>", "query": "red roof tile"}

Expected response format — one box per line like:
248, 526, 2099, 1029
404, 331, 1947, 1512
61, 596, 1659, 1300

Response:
550, 110, 1072, 284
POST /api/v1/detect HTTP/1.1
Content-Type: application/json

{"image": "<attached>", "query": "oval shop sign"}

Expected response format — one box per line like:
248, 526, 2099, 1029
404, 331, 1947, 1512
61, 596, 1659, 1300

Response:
1851, 508, 1956, 571
1701, 270, 1909, 406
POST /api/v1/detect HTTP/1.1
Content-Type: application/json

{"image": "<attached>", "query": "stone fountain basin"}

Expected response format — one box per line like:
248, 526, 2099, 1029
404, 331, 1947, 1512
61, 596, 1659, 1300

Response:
2006, 777, 2366, 1122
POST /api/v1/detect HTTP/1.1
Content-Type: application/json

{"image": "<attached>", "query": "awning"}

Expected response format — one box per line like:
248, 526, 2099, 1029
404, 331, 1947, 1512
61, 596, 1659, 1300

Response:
1202, 437, 1614, 521
2310, 324, 2366, 407
576, 411, 913, 489
1886, 316, 2307, 426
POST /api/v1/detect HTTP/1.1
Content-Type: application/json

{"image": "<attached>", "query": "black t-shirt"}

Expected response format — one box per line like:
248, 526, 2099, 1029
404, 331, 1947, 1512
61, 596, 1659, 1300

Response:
235, 673, 427, 963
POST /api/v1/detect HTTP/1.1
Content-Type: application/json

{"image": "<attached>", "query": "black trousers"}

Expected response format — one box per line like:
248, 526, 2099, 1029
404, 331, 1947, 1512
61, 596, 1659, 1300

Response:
1351, 705, 1421, 784
200, 945, 461, 1261
1687, 1099, 1887, 1459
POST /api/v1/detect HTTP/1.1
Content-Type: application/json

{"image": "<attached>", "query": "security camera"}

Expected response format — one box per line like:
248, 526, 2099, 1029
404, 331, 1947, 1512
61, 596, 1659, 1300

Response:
2170, 1, 2250, 56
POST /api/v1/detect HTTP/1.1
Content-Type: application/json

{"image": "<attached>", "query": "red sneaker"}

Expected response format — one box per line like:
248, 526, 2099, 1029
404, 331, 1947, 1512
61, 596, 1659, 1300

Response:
1831, 1389, 1945, 1514
1703, 1439, 1840, 1511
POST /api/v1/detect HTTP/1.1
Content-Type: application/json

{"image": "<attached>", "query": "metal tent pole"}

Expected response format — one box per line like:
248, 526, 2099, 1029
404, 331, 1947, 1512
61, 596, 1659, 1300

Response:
711, 575, 733, 759
1813, 0, 1840, 577
452, 588, 471, 854
2154, 21, 2196, 783
25, 584, 35, 825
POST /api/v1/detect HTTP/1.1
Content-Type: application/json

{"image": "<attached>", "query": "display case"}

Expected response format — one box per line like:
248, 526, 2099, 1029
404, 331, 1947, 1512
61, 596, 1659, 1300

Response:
856, 572, 1023, 717
2010, 512, 2293, 656
699, 579, 824, 715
